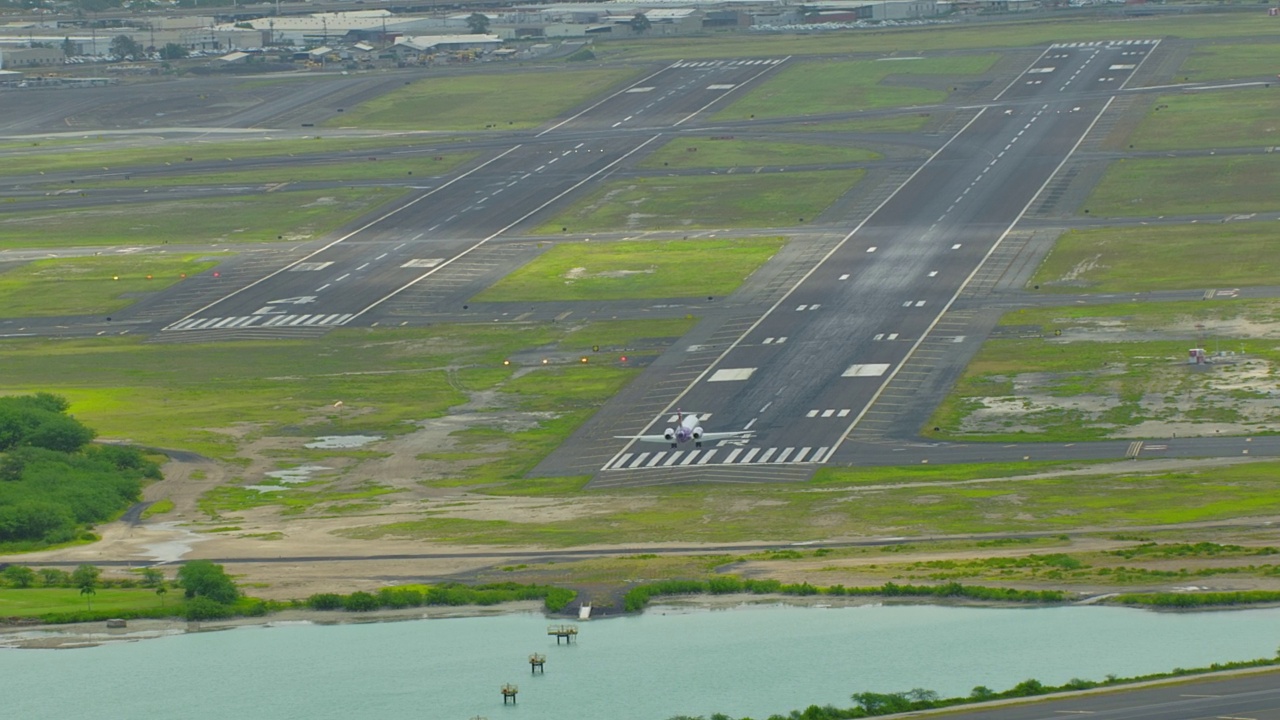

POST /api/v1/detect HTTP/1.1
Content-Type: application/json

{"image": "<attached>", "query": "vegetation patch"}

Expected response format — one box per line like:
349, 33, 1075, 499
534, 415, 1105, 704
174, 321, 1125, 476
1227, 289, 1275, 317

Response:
780, 114, 932, 134
536, 171, 862, 233
714, 55, 997, 120
328, 68, 637, 131
1127, 89, 1280, 151
640, 139, 878, 169
1086, 155, 1280, 217
1030, 222, 1280, 292
930, 300, 1280, 441
75, 153, 477, 188
0, 188, 402, 250
1178, 43, 1280, 83
0, 135, 460, 177
473, 238, 784, 302
0, 254, 218, 318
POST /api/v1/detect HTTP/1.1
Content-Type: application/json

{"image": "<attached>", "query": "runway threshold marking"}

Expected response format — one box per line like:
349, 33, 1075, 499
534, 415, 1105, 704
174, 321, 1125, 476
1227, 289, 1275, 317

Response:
673, 56, 792, 127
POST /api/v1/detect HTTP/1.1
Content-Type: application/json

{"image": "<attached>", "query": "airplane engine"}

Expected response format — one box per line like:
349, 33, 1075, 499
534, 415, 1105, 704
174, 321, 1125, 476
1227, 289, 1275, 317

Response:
692, 427, 704, 440
663, 428, 676, 441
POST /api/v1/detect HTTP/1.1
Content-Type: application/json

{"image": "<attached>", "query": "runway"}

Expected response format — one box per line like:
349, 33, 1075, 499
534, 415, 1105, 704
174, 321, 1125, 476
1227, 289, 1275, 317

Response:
576, 40, 1167, 479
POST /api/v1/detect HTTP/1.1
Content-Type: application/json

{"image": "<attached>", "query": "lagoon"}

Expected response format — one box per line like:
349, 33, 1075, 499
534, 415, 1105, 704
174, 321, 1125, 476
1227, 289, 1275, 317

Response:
6, 602, 1280, 720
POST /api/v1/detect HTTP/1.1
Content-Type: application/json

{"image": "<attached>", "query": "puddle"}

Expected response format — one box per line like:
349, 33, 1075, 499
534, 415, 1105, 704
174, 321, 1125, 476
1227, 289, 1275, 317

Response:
264, 465, 331, 483
138, 522, 208, 563
244, 485, 291, 493
304, 435, 382, 449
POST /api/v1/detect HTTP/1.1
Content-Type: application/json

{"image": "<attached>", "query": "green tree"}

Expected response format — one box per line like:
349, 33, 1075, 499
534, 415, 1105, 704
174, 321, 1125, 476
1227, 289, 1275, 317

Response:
71, 563, 101, 589
183, 595, 232, 620
2, 565, 35, 588
465, 12, 489, 34
140, 567, 164, 587
159, 43, 188, 60
177, 560, 238, 604
629, 12, 652, 34
109, 34, 143, 61
80, 585, 96, 610
38, 567, 69, 587
155, 585, 168, 607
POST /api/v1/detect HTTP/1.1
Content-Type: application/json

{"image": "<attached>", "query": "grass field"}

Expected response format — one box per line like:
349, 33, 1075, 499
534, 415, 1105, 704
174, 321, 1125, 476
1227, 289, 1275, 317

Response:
1127, 89, 1280, 150
714, 55, 997, 120
535, 170, 863, 233
0, 187, 402, 250
328, 68, 638, 131
344, 459, 1280, 544
74, 153, 477, 188
1178, 42, 1280, 82
0, 254, 218, 317
0, 320, 691, 459
779, 114, 933, 134
1029, 222, 1280, 292
472, 238, 785, 302
1085, 155, 1280, 217
593, 13, 1272, 61
928, 299, 1280, 441
0, 588, 173, 617
0, 135, 458, 177
640, 138, 878, 169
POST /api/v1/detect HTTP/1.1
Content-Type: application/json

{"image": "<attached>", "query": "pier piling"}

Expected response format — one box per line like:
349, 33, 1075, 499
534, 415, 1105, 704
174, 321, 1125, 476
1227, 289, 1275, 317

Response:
529, 653, 546, 673
547, 624, 578, 644
501, 684, 519, 704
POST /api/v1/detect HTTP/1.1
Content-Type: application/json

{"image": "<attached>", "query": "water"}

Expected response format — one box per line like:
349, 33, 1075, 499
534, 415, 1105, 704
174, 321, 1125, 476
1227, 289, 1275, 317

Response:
6, 603, 1280, 720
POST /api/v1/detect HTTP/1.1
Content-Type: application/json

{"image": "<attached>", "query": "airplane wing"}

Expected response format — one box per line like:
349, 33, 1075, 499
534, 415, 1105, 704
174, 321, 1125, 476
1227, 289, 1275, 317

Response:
613, 435, 680, 444
696, 431, 752, 441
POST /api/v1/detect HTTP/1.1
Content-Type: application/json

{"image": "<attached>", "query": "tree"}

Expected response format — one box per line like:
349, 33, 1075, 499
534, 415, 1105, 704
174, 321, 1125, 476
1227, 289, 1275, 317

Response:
2, 565, 35, 588
109, 34, 143, 61
183, 595, 233, 621
80, 585, 96, 610
62, 36, 76, 57
39, 567, 69, 587
177, 560, 238, 604
629, 12, 652, 34
155, 585, 168, 607
159, 43, 188, 60
140, 567, 164, 587
71, 563, 100, 590
465, 12, 489, 34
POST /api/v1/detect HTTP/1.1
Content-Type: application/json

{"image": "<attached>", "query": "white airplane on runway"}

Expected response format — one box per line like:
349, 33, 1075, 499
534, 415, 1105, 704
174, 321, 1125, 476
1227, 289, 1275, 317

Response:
616, 410, 752, 449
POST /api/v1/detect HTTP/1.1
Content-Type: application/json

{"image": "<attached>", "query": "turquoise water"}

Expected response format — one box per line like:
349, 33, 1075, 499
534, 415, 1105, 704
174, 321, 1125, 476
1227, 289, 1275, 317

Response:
6, 603, 1280, 720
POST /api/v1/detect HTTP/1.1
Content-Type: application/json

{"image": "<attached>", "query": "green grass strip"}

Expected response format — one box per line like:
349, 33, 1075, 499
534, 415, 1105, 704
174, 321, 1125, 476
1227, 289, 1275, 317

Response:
641, 138, 878, 168
536, 170, 862, 233
1086, 155, 1280, 217
473, 238, 785, 302
0, 254, 218, 317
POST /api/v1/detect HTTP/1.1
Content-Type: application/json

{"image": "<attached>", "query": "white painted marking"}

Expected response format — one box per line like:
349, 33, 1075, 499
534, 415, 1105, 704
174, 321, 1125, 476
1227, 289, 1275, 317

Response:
952, 244, 962, 249
630, 452, 650, 468
709, 368, 755, 382
212, 317, 237, 328
334, 274, 350, 282
873, 333, 884, 341
837, 409, 850, 418
646, 452, 667, 468
806, 410, 819, 418
1109, 64, 1135, 70
611, 453, 632, 469
915, 300, 926, 307
288, 315, 312, 326
866, 246, 877, 253
401, 258, 443, 268
887, 333, 898, 340
697, 450, 716, 464
796, 305, 808, 311
758, 448, 777, 463
1027, 67, 1055, 74
723, 448, 743, 464
680, 452, 700, 466
776, 448, 794, 463
740, 448, 761, 463
662, 452, 683, 467
707, 84, 736, 90
794, 448, 811, 462
821, 409, 834, 418
316, 284, 331, 292
839, 273, 850, 280
928, 271, 938, 277
843, 363, 890, 378
290, 262, 333, 272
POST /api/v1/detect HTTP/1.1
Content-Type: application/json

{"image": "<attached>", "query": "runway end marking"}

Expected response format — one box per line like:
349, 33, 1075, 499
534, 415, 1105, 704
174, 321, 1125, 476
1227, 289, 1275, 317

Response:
842, 363, 890, 378
708, 368, 756, 382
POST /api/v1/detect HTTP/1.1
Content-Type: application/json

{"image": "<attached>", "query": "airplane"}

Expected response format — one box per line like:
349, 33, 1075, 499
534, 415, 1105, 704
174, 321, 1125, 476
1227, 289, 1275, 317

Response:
616, 410, 752, 449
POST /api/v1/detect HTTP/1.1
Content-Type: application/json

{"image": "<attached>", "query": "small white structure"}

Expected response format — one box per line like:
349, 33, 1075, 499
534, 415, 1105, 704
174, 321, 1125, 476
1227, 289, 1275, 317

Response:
1189, 348, 1207, 364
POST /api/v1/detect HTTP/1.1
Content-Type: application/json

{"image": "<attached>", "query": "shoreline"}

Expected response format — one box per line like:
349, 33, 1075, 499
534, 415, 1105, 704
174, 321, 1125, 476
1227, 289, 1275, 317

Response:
5, 591, 1275, 650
